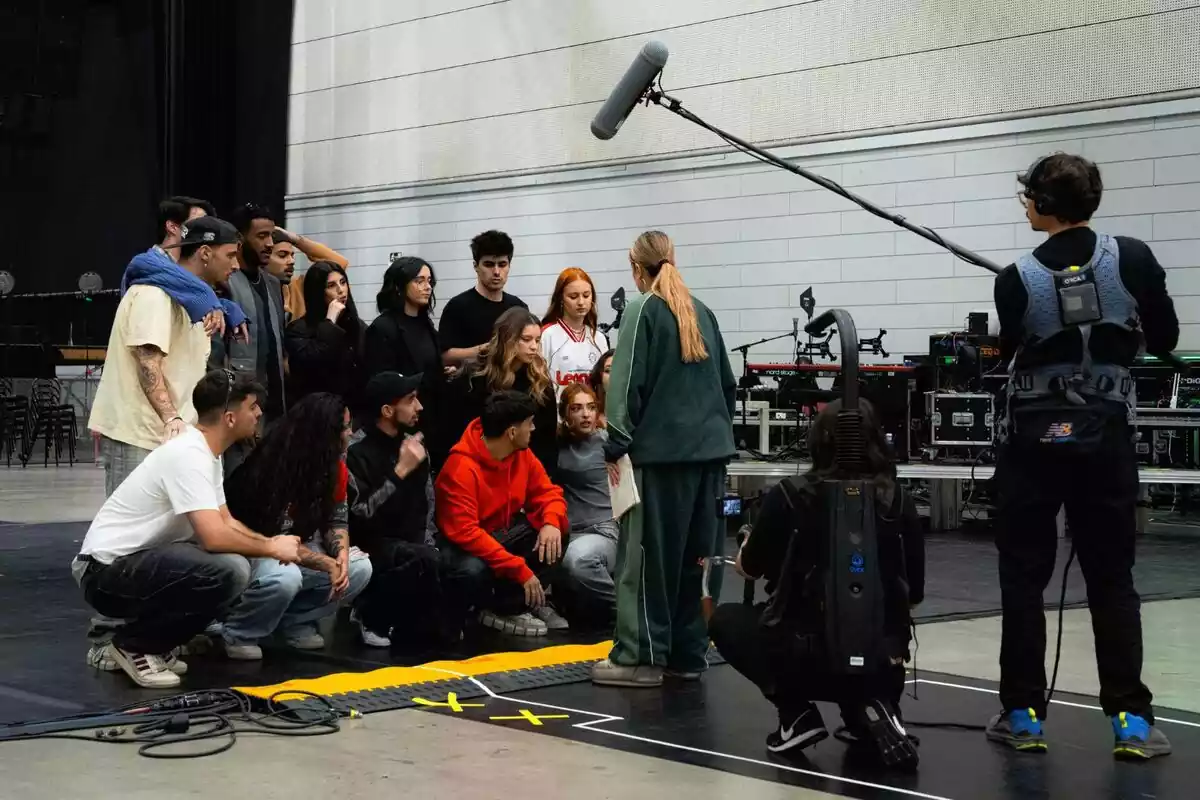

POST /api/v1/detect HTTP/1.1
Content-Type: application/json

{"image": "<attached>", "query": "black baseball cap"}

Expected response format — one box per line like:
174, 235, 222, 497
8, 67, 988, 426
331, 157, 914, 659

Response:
163, 216, 241, 248
365, 371, 423, 410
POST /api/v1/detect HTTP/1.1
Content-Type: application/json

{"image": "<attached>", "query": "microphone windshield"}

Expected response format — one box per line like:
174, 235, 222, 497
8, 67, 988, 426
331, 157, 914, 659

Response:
590, 41, 669, 141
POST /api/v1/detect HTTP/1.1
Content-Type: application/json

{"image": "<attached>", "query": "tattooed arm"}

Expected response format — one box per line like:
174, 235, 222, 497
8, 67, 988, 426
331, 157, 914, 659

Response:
296, 545, 337, 573
134, 344, 185, 441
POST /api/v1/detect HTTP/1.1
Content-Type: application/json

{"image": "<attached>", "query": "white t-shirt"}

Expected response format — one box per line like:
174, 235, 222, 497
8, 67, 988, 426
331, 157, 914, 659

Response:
79, 426, 226, 565
541, 321, 608, 404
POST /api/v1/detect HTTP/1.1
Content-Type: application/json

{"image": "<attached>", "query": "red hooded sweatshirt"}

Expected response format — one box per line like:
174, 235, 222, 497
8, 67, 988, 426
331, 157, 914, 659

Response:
435, 418, 568, 584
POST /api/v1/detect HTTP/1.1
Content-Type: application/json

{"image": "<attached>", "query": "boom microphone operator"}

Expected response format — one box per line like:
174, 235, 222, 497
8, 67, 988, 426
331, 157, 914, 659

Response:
590, 41, 669, 140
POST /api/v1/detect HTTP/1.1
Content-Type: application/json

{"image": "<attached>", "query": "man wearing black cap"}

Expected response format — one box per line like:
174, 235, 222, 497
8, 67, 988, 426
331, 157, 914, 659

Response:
345, 371, 446, 646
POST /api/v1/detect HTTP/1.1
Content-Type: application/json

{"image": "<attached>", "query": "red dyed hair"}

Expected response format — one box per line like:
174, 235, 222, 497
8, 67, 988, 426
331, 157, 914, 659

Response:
542, 267, 599, 333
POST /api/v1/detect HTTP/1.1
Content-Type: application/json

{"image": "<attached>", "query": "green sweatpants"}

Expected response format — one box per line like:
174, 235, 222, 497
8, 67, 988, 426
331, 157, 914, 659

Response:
609, 461, 726, 671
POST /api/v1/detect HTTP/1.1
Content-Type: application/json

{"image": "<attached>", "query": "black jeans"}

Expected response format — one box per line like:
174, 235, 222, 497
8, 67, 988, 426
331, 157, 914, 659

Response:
709, 603, 906, 720
995, 419, 1153, 722
438, 518, 568, 619
357, 539, 443, 638
81, 543, 249, 654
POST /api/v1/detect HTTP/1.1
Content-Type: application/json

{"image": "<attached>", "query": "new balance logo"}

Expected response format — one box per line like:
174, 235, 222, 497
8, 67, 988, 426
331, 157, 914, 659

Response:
1040, 422, 1075, 443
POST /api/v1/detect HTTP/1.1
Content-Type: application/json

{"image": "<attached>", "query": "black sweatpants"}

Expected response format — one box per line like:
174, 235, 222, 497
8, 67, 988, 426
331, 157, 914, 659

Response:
356, 539, 443, 638
438, 518, 568, 619
709, 602, 906, 720
80, 543, 249, 655
995, 420, 1154, 722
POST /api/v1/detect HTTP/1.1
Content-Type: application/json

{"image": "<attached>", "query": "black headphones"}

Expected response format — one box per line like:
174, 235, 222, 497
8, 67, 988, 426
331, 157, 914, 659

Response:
1021, 155, 1057, 217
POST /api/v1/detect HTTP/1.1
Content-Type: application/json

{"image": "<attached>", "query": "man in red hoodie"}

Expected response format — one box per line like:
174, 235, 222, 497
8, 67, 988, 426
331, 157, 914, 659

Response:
436, 391, 570, 637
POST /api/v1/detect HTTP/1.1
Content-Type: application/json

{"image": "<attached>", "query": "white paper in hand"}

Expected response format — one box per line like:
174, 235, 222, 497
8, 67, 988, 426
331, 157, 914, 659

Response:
610, 455, 641, 519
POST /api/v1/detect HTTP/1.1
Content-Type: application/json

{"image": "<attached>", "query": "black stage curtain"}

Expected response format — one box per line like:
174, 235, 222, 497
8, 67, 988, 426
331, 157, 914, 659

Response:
0, 0, 293, 304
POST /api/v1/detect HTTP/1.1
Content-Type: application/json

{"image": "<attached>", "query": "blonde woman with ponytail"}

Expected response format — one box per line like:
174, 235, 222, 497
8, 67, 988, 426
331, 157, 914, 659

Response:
591, 230, 737, 689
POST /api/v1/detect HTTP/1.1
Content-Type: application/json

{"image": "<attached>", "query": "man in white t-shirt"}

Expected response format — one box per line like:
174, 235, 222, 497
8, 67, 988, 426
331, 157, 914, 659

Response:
74, 369, 302, 689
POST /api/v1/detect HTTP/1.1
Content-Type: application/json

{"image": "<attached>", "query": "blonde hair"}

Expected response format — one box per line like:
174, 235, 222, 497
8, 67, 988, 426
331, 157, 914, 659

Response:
630, 230, 707, 363
474, 307, 552, 405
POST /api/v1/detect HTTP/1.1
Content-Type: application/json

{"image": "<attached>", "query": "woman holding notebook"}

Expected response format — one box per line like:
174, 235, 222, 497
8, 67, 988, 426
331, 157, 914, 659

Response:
591, 230, 737, 689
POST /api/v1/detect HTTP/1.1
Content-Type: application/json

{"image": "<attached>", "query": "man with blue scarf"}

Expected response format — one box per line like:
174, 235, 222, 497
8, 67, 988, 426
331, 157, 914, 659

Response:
90, 216, 245, 496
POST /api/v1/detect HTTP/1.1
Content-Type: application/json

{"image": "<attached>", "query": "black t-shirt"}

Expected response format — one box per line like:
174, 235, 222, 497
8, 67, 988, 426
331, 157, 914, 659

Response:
993, 228, 1179, 369
438, 288, 527, 353
395, 312, 439, 377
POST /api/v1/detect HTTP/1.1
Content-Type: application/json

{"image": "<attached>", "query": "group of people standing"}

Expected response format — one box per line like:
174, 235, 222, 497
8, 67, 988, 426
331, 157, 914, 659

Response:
76, 199, 739, 693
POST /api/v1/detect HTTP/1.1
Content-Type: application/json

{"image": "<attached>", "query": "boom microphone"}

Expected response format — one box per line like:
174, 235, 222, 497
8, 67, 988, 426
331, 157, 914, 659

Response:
590, 41, 669, 140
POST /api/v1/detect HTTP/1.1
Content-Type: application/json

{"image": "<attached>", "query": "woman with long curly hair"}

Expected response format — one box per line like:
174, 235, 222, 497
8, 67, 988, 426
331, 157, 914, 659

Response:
217, 393, 373, 658
284, 261, 366, 411
541, 267, 608, 404
592, 230, 737, 689
433, 307, 558, 474
588, 348, 614, 427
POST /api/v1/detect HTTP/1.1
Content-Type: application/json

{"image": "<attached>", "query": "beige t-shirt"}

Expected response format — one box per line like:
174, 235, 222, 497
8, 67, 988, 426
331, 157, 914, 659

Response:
88, 286, 211, 451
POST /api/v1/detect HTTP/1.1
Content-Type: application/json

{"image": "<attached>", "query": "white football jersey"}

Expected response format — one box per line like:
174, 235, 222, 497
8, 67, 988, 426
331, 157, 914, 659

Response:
542, 320, 609, 403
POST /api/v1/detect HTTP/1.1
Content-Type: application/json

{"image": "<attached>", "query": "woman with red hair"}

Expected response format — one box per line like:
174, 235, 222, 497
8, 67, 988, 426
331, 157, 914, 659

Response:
541, 267, 609, 404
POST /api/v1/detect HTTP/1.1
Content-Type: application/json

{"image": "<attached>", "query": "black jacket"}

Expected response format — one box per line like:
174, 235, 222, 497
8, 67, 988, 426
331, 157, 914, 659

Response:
284, 316, 366, 409
345, 424, 435, 553
363, 310, 441, 379
747, 475, 924, 656
432, 368, 558, 475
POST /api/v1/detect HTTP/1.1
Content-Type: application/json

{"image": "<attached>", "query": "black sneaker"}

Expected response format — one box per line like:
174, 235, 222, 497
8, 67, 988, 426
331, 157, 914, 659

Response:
767, 705, 828, 754
853, 699, 919, 771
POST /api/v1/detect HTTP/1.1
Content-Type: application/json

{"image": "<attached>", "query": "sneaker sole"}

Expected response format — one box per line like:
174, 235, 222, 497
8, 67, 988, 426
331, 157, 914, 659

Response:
768, 727, 829, 754
591, 675, 664, 688
1114, 744, 1171, 760
480, 615, 547, 637
664, 671, 702, 681
986, 730, 1048, 753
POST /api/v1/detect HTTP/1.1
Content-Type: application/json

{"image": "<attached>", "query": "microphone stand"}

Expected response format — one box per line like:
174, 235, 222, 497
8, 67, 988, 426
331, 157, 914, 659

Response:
731, 330, 795, 442
642, 88, 1002, 275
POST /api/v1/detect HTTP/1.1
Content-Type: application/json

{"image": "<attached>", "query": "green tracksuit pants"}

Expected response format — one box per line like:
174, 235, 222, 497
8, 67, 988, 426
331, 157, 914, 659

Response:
609, 461, 726, 671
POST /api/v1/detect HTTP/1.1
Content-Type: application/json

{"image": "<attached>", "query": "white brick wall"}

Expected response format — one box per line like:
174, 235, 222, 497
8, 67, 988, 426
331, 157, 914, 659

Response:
286, 105, 1200, 364
289, 0, 1200, 193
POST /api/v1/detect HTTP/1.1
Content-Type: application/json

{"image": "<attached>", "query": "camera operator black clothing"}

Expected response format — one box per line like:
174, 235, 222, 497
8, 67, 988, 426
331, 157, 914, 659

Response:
708, 476, 924, 733
992, 227, 1178, 725
346, 425, 441, 639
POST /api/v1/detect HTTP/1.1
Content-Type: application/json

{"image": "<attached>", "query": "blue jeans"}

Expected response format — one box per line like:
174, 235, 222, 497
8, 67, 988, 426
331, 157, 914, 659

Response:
220, 544, 372, 645
563, 520, 618, 609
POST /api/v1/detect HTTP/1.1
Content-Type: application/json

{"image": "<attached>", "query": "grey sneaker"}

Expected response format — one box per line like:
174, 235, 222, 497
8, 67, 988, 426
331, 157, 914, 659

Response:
591, 658, 664, 687
532, 604, 570, 631
478, 610, 547, 637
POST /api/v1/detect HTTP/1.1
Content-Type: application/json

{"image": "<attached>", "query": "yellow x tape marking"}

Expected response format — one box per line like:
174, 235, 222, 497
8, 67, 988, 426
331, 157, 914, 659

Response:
412, 692, 485, 712
488, 708, 569, 726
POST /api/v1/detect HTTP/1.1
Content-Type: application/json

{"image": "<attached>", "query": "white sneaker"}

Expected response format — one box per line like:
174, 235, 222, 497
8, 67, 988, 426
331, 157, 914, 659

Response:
224, 641, 263, 661
284, 631, 326, 651
532, 604, 570, 631
478, 610, 547, 637
106, 644, 182, 689
89, 644, 187, 675
359, 621, 391, 648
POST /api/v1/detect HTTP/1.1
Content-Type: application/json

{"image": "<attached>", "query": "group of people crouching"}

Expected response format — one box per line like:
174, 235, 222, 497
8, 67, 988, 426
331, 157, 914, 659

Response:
74, 362, 619, 689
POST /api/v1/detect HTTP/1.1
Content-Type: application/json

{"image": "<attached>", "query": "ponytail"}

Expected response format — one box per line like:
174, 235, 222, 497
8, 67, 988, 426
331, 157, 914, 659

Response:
630, 230, 709, 364
650, 262, 707, 363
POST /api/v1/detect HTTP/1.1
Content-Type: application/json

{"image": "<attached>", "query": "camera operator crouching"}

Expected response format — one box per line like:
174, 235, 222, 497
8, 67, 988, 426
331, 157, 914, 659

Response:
708, 400, 925, 770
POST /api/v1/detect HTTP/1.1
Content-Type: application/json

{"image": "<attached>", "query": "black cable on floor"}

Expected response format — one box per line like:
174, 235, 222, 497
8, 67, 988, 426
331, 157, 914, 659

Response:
0, 689, 344, 759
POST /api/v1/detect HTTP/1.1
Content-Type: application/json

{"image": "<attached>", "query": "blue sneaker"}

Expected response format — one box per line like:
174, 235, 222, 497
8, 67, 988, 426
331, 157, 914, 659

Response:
986, 708, 1047, 752
1112, 712, 1171, 760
